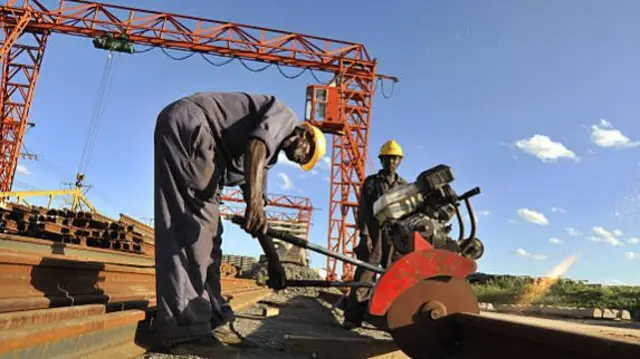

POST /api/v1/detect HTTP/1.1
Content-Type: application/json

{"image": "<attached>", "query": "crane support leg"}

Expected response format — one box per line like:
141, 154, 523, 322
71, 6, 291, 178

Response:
0, 32, 48, 192
0, 7, 32, 60
326, 60, 377, 280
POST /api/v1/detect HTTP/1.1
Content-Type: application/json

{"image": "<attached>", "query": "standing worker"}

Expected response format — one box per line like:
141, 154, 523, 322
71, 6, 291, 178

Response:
152, 91, 326, 355
342, 140, 407, 329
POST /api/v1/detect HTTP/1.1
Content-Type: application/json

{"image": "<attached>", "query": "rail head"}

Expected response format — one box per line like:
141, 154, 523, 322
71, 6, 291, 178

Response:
452, 312, 640, 359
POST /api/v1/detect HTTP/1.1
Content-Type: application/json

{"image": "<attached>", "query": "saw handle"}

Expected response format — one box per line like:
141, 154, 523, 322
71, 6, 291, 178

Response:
453, 186, 481, 242
286, 280, 375, 288
230, 215, 385, 274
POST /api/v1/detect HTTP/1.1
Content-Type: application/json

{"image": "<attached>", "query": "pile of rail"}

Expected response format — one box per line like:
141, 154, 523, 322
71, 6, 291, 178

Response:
0, 203, 153, 255
0, 202, 271, 358
221, 254, 258, 278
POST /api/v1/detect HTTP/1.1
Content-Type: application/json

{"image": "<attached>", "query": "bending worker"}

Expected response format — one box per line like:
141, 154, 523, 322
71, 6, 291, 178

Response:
152, 91, 326, 355
342, 140, 407, 329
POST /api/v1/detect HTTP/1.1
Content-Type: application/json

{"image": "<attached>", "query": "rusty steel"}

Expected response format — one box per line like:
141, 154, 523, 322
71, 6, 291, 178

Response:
220, 262, 238, 278
0, 0, 397, 281
0, 287, 273, 358
0, 304, 106, 331
0, 205, 148, 255
0, 248, 262, 313
0, 234, 154, 266
0, 308, 146, 357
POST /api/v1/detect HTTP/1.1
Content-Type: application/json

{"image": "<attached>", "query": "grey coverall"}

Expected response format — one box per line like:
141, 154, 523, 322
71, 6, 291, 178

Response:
344, 170, 408, 324
153, 92, 298, 345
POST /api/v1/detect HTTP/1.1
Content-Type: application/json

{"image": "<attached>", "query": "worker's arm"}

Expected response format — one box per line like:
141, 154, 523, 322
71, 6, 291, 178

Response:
243, 139, 269, 236
242, 139, 286, 289
355, 177, 374, 254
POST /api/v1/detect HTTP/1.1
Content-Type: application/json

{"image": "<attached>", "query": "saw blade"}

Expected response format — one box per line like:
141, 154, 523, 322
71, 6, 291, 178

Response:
386, 278, 479, 359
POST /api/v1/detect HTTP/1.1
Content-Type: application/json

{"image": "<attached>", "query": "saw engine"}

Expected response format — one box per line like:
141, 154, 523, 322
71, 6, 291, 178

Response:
373, 164, 485, 260
231, 163, 486, 358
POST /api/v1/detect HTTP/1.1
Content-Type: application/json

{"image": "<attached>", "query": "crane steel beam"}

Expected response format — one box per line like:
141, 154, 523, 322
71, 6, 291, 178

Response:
220, 188, 313, 241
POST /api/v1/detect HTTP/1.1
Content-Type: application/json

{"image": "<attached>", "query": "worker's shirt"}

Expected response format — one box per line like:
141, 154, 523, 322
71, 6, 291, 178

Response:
357, 170, 408, 251
184, 92, 299, 187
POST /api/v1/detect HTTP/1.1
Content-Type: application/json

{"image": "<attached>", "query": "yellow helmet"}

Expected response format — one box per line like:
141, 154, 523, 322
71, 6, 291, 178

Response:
378, 140, 404, 158
300, 122, 327, 171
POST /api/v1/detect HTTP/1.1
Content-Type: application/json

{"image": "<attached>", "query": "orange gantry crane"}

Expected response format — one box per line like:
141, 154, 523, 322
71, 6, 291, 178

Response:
0, 0, 397, 280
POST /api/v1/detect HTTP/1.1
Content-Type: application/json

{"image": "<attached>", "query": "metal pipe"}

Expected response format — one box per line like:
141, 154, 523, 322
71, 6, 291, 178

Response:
464, 198, 477, 241
230, 215, 385, 274
454, 205, 465, 242
286, 280, 375, 288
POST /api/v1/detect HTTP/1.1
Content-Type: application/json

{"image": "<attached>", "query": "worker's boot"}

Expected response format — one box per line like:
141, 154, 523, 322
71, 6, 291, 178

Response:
342, 319, 362, 330
169, 335, 240, 358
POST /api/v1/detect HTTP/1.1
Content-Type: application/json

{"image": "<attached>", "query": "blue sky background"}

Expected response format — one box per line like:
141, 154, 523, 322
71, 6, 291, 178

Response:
13, 0, 640, 285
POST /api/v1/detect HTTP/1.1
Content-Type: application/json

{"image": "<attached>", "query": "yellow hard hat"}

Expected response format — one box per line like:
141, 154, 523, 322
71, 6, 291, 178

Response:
300, 122, 327, 171
379, 140, 404, 158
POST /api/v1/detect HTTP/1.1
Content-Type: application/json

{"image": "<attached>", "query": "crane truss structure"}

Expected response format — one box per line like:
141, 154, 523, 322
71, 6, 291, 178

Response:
218, 188, 313, 241
0, 0, 396, 280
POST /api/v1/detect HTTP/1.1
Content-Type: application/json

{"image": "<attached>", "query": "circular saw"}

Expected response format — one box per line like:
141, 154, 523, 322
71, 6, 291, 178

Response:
368, 246, 479, 359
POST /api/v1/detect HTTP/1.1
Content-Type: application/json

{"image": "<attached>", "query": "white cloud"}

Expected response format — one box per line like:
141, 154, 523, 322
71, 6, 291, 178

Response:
322, 156, 331, 168
551, 207, 566, 214
514, 248, 528, 256
277, 172, 294, 191
628, 237, 640, 244
565, 227, 582, 236
514, 134, 578, 162
517, 208, 549, 225
507, 219, 519, 224
277, 152, 298, 167
589, 226, 624, 246
549, 237, 563, 244
15, 164, 30, 175
477, 210, 491, 216
625, 252, 638, 260
602, 279, 626, 286
322, 176, 330, 183
590, 119, 640, 149
514, 248, 548, 260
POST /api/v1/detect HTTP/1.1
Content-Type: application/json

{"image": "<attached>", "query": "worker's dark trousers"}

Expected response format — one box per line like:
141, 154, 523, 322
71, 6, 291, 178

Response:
343, 235, 395, 324
153, 99, 231, 346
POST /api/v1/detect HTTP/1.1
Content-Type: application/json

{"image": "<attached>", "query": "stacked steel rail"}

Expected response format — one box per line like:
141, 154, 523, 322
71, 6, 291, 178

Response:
0, 201, 273, 358
0, 202, 150, 254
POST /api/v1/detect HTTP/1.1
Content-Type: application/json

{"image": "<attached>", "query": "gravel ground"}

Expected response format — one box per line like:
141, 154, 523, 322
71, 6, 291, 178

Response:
139, 291, 390, 359
241, 262, 343, 297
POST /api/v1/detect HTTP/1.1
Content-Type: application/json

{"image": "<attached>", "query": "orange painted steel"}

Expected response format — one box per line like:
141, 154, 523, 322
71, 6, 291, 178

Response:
0, 0, 394, 280
220, 188, 314, 241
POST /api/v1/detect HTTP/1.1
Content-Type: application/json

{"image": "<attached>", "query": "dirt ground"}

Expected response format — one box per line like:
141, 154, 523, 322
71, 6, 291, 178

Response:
138, 292, 392, 359
137, 292, 640, 359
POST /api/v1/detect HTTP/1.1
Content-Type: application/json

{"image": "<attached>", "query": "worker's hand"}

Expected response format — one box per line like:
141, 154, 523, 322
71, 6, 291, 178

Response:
244, 196, 268, 237
266, 261, 287, 290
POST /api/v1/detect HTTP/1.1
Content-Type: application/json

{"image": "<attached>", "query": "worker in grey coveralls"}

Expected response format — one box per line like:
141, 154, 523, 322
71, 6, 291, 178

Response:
342, 140, 407, 329
152, 92, 327, 355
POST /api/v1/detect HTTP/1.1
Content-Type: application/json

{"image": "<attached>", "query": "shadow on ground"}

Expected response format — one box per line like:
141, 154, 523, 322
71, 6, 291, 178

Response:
226, 293, 399, 359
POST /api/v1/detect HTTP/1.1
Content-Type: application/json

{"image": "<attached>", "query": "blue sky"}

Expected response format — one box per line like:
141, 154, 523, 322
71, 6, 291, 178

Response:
13, 0, 640, 285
